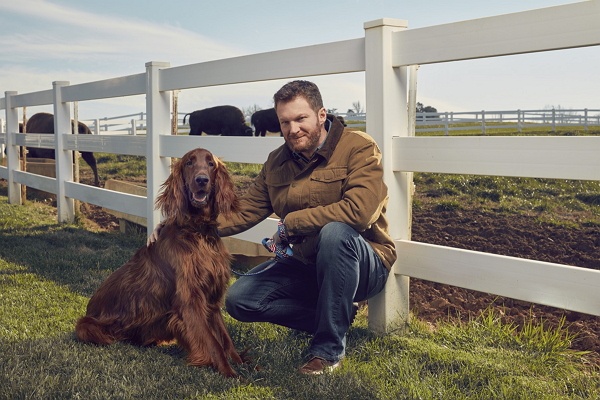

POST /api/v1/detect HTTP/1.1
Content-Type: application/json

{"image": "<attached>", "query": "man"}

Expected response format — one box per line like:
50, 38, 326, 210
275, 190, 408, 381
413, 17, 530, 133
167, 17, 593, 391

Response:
217, 80, 397, 374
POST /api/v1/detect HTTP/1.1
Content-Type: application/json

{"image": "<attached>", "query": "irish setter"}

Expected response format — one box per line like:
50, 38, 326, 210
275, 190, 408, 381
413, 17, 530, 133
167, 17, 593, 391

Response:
75, 147, 243, 377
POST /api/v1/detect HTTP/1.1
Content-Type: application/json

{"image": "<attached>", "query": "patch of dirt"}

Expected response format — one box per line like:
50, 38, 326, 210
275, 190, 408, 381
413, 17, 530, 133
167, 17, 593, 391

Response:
411, 207, 600, 366
55, 171, 600, 366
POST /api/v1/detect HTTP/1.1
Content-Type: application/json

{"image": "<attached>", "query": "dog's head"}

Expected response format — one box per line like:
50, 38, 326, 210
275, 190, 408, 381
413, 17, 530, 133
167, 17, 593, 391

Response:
156, 148, 238, 223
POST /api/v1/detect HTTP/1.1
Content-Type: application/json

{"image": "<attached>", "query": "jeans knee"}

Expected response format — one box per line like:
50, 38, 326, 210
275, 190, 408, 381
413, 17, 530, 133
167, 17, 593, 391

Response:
317, 222, 360, 269
224, 283, 248, 321
318, 222, 353, 248
224, 291, 239, 319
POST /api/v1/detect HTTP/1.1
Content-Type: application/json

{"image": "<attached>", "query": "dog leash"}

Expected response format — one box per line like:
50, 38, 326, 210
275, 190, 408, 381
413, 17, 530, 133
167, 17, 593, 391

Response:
230, 237, 293, 277
231, 258, 279, 277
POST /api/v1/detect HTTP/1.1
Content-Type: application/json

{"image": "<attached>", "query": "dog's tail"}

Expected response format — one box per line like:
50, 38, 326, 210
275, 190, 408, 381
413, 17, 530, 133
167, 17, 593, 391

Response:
75, 316, 118, 345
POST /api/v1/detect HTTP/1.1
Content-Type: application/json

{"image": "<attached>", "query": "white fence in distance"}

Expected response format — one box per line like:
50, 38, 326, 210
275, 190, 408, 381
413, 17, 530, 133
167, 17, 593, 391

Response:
78, 107, 600, 136
1, 1, 600, 332
417, 108, 600, 135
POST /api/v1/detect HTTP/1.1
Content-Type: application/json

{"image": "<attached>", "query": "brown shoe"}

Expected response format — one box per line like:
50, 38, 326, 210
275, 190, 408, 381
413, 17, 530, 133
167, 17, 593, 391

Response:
298, 356, 340, 375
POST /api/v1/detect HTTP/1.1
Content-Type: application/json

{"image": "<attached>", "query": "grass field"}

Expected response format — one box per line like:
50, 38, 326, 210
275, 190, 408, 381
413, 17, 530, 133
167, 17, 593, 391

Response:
0, 197, 597, 399
0, 126, 598, 398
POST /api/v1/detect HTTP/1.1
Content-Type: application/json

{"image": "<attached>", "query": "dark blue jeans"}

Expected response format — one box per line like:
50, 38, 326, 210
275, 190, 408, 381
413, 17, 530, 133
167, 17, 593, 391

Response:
225, 222, 389, 363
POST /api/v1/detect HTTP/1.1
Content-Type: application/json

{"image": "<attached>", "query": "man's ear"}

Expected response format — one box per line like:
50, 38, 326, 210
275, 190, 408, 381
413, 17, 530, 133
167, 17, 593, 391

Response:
318, 107, 327, 124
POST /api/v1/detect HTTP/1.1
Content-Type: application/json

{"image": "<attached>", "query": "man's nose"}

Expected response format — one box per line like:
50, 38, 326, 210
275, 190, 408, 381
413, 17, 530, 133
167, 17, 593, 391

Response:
289, 121, 300, 133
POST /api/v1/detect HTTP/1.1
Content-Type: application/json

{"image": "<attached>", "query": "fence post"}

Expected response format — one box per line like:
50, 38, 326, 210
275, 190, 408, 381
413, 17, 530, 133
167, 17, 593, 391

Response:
0, 118, 4, 156
52, 81, 75, 223
481, 110, 486, 135
445, 112, 449, 136
552, 107, 556, 133
145, 61, 171, 237
0, 113, 6, 157
407, 65, 418, 137
4, 91, 21, 205
517, 109, 522, 133
171, 90, 180, 135
364, 18, 411, 333
72, 102, 80, 187
584, 108, 589, 131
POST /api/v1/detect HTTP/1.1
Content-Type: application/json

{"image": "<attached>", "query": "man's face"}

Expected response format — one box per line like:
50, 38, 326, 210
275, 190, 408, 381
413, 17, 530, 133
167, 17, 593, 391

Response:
276, 96, 327, 158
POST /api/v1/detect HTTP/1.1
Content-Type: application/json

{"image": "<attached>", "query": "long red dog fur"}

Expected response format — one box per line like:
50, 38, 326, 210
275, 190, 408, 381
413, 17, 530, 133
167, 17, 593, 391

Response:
75, 147, 243, 377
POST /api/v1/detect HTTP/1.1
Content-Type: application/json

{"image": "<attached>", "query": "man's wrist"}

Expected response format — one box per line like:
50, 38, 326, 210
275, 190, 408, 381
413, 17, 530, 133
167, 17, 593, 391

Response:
277, 219, 288, 241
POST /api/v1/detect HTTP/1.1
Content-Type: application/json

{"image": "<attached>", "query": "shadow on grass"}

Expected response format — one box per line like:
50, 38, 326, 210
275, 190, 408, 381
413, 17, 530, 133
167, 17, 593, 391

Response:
0, 186, 145, 296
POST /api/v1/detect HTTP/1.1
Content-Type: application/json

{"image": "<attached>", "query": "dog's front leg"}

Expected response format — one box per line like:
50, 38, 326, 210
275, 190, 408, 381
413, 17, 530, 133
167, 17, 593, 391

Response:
170, 301, 237, 377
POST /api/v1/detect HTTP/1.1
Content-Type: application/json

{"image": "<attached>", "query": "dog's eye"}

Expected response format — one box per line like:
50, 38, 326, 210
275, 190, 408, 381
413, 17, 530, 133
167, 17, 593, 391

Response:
208, 161, 215, 168
185, 160, 193, 166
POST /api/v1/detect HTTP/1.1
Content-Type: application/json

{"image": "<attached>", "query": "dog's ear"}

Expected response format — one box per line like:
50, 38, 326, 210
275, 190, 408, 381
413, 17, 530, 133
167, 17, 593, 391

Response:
155, 157, 188, 221
212, 156, 238, 216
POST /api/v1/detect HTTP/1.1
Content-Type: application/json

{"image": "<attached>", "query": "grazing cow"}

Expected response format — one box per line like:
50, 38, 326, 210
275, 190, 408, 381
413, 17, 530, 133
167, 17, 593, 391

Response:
251, 108, 281, 137
335, 115, 347, 127
250, 109, 347, 137
25, 112, 100, 186
183, 106, 253, 136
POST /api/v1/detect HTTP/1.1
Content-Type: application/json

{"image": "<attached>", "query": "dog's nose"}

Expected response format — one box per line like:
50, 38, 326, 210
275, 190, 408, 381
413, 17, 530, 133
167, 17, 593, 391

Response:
195, 175, 209, 186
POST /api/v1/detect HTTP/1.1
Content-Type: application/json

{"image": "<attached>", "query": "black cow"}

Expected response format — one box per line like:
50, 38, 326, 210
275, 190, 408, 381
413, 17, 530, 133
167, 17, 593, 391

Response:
24, 112, 100, 186
251, 108, 281, 137
335, 115, 347, 127
250, 109, 347, 137
183, 105, 253, 136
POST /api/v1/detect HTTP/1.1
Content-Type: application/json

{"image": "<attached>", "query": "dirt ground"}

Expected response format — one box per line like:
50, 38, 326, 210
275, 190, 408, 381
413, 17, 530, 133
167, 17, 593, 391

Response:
25, 170, 600, 367
410, 207, 600, 367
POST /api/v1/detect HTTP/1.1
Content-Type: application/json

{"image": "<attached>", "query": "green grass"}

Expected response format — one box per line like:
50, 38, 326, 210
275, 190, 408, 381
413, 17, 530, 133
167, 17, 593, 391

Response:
95, 153, 147, 181
92, 153, 263, 184
225, 162, 262, 179
413, 173, 600, 228
1, 127, 598, 398
0, 192, 598, 399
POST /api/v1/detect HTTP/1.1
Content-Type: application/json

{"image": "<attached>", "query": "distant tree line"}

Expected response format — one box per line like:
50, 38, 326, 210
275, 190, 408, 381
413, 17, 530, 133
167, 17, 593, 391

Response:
416, 102, 438, 114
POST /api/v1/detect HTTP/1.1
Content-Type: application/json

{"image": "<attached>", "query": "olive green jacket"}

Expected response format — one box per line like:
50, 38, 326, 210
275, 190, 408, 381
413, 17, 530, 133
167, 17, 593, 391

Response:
218, 116, 397, 271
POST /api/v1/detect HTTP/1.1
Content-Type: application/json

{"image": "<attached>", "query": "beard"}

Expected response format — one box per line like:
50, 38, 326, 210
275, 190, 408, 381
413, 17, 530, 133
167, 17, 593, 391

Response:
285, 120, 323, 156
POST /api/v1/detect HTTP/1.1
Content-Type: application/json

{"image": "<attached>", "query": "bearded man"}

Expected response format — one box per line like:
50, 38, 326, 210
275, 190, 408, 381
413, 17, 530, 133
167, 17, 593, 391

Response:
220, 80, 396, 374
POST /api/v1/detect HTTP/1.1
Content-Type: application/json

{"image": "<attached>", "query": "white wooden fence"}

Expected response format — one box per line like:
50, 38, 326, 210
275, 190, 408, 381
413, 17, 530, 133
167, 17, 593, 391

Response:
1, 1, 599, 332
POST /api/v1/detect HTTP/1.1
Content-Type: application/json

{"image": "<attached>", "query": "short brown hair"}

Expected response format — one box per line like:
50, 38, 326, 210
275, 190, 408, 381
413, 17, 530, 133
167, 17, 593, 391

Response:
273, 80, 323, 113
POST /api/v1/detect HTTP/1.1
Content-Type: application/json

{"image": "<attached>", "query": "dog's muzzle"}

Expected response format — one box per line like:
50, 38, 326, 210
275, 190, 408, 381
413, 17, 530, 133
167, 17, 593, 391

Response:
188, 174, 210, 206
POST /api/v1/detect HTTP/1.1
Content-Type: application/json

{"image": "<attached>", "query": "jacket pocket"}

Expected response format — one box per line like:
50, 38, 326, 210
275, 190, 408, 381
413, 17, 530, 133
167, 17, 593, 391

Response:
265, 169, 295, 187
265, 172, 293, 214
309, 167, 347, 205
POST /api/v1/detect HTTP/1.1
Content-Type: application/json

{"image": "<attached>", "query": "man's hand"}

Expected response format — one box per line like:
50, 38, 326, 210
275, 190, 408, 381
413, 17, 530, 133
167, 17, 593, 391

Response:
262, 220, 293, 258
146, 222, 164, 247
271, 223, 285, 247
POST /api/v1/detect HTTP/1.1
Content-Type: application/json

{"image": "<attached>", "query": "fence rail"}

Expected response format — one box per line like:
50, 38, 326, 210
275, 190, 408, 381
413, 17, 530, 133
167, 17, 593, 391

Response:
1, 1, 599, 332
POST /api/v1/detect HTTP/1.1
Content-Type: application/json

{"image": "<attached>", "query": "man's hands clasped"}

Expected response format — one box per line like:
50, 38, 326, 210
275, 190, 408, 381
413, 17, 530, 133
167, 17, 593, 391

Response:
262, 219, 294, 259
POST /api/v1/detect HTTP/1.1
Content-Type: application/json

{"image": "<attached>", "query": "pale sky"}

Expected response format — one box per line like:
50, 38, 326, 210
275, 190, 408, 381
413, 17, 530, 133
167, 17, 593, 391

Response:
1, 0, 597, 120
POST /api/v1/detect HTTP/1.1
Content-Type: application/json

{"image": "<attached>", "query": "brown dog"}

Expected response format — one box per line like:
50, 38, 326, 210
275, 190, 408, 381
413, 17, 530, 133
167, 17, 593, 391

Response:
75, 148, 243, 377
